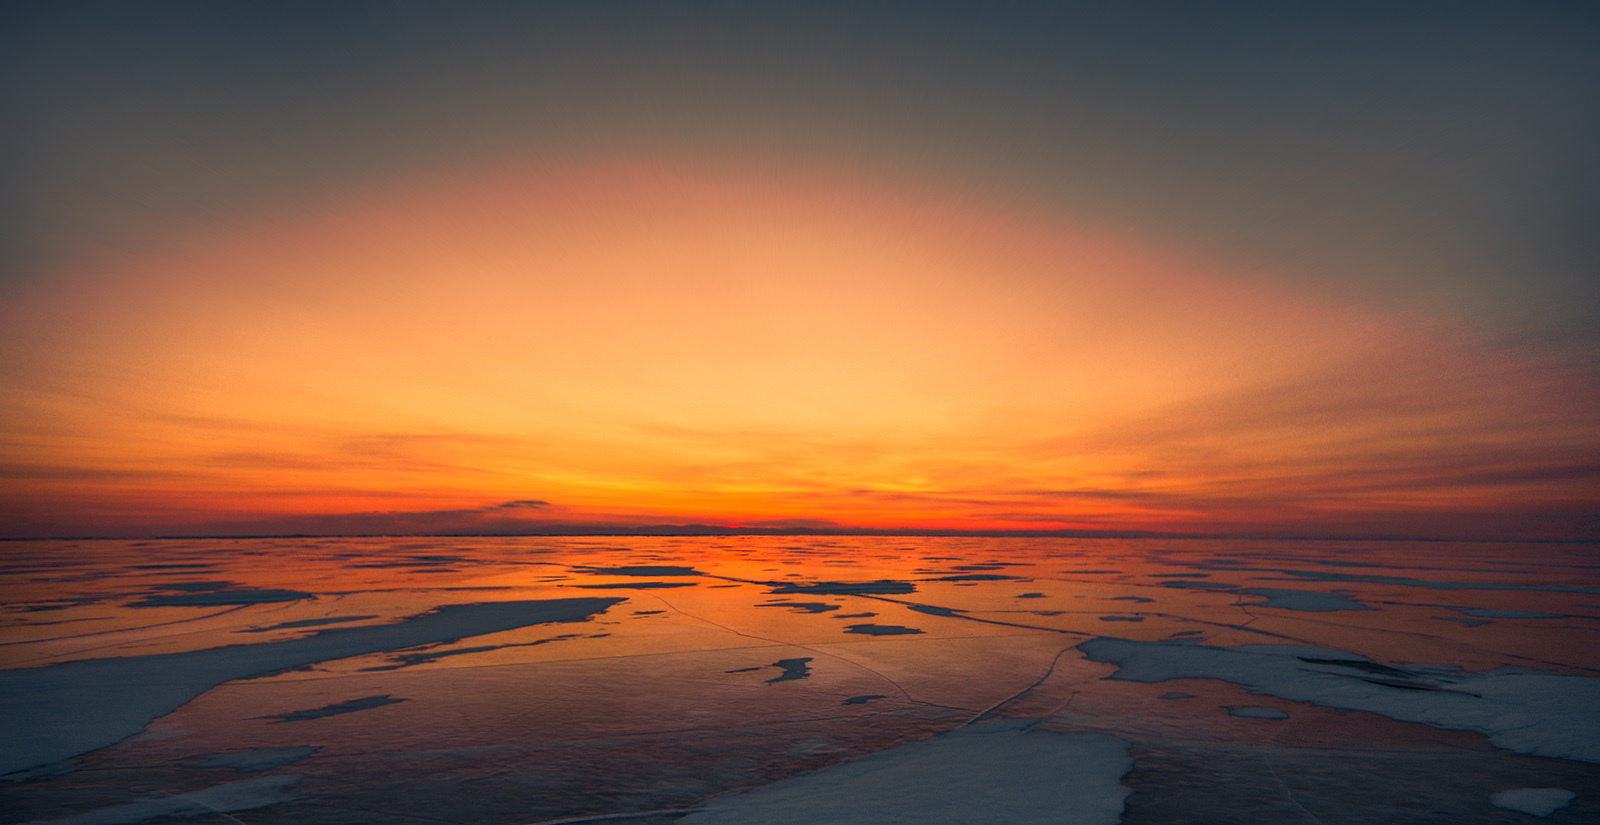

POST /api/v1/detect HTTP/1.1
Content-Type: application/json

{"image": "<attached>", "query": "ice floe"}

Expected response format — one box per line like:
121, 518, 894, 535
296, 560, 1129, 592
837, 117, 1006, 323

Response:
32, 775, 302, 824
1196, 566, 1600, 595
572, 581, 697, 589
239, 615, 378, 633
767, 581, 917, 596
1157, 580, 1371, 611
576, 565, 703, 576
1490, 788, 1577, 817
195, 747, 318, 771
0, 598, 622, 775
1, 761, 77, 783
254, 695, 406, 722
127, 588, 313, 607
678, 720, 1131, 825
1453, 607, 1564, 619
1233, 588, 1372, 611
843, 624, 924, 636
757, 601, 841, 614
1079, 637, 1600, 762
1225, 706, 1288, 719
764, 658, 814, 684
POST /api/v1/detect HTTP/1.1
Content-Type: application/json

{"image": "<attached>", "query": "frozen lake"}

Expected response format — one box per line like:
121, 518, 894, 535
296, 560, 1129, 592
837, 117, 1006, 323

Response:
2, 536, 1596, 823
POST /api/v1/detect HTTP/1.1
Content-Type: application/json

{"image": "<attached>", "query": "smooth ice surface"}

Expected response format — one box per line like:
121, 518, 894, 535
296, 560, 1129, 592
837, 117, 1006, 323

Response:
0, 761, 77, 783
1455, 608, 1565, 619
1194, 565, 1600, 595
256, 695, 406, 722
1080, 638, 1600, 762
678, 720, 1132, 825
5, 536, 1598, 824
1155, 582, 1371, 611
1232, 588, 1372, 611
128, 589, 312, 607
34, 775, 302, 824
1490, 788, 1577, 817
0, 598, 621, 774
196, 747, 318, 771
1226, 706, 1289, 719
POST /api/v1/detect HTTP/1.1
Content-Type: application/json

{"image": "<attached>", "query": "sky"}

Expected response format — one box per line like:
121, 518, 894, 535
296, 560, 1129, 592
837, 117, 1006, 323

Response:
3, 2, 1598, 541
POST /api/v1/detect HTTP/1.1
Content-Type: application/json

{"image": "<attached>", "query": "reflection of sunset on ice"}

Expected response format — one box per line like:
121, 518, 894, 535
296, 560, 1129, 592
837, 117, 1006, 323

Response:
2, 537, 1598, 822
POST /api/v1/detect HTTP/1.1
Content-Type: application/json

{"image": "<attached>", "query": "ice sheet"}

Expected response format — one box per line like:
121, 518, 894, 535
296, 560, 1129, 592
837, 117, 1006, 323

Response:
1232, 588, 1372, 611
195, 746, 318, 771
1225, 706, 1288, 719
1080, 637, 1600, 762
0, 598, 621, 775
677, 720, 1131, 825
4, 536, 1598, 824
33, 775, 302, 824
1490, 788, 1577, 817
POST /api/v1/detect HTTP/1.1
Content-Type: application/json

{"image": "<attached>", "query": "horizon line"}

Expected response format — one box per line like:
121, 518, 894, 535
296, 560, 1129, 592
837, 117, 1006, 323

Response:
3, 526, 1592, 545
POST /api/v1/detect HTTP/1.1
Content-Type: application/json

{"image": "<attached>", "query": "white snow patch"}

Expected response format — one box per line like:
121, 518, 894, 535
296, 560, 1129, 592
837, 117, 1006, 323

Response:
1080, 637, 1600, 763
1491, 788, 1577, 817
678, 720, 1131, 825
0, 598, 621, 775
32, 774, 302, 824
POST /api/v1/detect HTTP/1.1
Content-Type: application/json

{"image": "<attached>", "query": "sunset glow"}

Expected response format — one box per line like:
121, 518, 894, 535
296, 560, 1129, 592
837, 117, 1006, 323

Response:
8, 8, 1600, 824
4, 160, 1593, 539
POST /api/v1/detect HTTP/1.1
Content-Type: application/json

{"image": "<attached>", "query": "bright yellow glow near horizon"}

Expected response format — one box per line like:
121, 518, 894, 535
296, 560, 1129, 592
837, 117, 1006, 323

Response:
1, 160, 1594, 538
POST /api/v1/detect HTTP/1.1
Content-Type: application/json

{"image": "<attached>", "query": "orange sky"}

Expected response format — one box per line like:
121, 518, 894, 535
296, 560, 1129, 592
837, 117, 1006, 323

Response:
2, 160, 1596, 539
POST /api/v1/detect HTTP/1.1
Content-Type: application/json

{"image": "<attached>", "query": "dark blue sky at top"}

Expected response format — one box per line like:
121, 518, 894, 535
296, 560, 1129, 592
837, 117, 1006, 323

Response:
6, 1, 1599, 343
